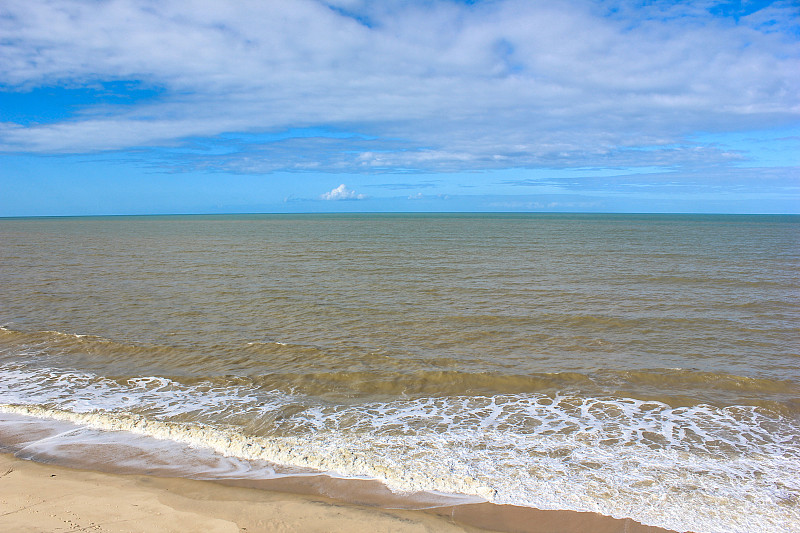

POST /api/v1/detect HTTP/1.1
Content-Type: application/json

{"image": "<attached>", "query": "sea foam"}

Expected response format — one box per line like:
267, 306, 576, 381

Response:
1, 362, 799, 533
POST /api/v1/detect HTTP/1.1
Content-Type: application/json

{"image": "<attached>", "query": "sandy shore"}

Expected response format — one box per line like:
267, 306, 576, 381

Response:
0, 452, 680, 533
0, 453, 475, 533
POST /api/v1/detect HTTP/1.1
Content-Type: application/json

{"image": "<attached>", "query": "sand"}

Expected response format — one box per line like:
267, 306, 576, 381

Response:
0, 453, 474, 533
0, 452, 680, 533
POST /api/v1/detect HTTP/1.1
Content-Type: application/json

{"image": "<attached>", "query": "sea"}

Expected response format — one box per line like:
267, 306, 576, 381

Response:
0, 213, 797, 533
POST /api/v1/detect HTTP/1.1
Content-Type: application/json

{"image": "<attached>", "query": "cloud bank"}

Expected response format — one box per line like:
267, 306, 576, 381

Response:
0, 0, 798, 174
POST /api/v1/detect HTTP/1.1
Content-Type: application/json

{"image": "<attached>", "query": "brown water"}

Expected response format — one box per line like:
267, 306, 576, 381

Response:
0, 213, 798, 532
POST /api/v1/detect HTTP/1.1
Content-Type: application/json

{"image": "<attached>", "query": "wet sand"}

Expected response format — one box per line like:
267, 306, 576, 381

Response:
0, 452, 680, 533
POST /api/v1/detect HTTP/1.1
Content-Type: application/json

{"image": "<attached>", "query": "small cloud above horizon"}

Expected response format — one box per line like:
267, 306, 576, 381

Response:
320, 184, 366, 201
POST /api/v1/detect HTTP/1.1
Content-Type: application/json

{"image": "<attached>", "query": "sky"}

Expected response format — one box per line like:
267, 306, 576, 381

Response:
0, 0, 798, 216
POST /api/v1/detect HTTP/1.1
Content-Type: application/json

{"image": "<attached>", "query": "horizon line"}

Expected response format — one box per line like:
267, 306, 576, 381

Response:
2, 211, 799, 220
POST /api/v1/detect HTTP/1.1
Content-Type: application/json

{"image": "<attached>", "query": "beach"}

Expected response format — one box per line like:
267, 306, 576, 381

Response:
3, 0, 798, 529
1, 214, 797, 533
0, 451, 678, 533
0, 451, 467, 533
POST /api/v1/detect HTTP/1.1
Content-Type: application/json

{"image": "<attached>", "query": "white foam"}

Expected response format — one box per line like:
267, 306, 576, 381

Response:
0, 411, 280, 480
42, 330, 89, 339
1, 362, 799, 533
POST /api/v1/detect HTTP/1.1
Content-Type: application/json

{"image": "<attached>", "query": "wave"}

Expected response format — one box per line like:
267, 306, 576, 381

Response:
2, 326, 798, 408
1, 362, 799, 533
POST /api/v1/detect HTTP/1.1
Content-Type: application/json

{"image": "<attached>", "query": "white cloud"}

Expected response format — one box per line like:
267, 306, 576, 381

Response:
0, 0, 797, 173
320, 184, 365, 200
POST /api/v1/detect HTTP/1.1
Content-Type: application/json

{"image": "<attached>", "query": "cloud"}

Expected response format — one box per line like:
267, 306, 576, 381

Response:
0, 0, 797, 174
500, 165, 800, 195
320, 184, 366, 200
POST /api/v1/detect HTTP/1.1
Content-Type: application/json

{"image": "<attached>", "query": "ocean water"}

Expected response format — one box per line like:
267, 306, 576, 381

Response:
0, 213, 797, 532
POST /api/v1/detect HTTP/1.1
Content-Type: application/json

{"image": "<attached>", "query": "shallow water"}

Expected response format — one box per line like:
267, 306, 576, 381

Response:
1, 213, 798, 532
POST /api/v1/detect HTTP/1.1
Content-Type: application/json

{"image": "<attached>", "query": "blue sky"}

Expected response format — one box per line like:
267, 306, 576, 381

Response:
1, 0, 798, 216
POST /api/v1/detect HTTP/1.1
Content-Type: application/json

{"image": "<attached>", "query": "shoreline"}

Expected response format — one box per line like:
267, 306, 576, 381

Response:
0, 452, 680, 533
0, 410, 681, 532
0, 452, 469, 533
0, 410, 683, 532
